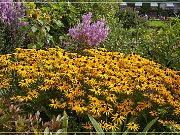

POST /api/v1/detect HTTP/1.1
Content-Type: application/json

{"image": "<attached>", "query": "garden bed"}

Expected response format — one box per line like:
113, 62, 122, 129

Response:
0, 1, 180, 134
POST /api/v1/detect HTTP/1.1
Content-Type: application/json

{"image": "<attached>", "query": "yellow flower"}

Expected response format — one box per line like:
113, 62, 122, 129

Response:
43, 13, 51, 21
111, 113, 125, 125
23, 95, 32, 102
38, 84, 49, 91
99, 120, 109, 131
29, 14, 32, 17
89, 87, 102, 95
90, 106, 102, 117
149, 110, 158, 117
106, 94, 117, 103
32, 12, 40, 19
72, 105, 87, 114
166, 30, 170, 34
18, 79, 30, 87
145, 35, 151, 40
173, 107, 180, 115
123, 99, 134, 106
103, 106, 113, 116
173, 124, 180, 131
28, 90, 39, 98
158, 119, 176, 125
157, 31, 160, 35
126, 122, 139, 131
82, 122, 93, 130
108, 122, 119, 131
29, 2, 36, 10
124, 88, 133, 95
49, 99, 61, 109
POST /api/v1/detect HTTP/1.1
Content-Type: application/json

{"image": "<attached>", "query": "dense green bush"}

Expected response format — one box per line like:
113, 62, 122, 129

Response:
135, 18, 180, 70
23, 2, 80, 49
116, 7, 148, 29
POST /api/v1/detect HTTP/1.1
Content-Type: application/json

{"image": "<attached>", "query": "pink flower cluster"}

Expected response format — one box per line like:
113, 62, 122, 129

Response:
68, 12, 109, 47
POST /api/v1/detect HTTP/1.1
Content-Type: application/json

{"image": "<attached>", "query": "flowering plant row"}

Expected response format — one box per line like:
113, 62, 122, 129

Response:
0, 47, 179, 132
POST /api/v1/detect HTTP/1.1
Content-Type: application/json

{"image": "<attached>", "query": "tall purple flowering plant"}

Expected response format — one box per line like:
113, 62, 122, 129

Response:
0, 0, 27, 54
0, 0, 27, 27
68, 12, 109, 48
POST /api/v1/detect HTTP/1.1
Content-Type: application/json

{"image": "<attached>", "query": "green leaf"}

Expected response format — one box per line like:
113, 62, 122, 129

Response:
137, 118, 158, 135
53, 19, 64, 27
38, 20, 44, 25
40, 106, 52, 118
33, 128, 39, 135
37, 41, 44, 49
0, 114, 11, 125
55, 128, 66, 135
48, 35, 55, 44
18, 115, 24, 127
45, 26, 50, 32
31, 26, 37, 33
44, 127, 50, 135
41, 7, 51, 12
62, 111, 68, 135
122, 129, 129, 135
27, 43, 37, 49
51, 4, 61, 10
142, 112, 148, 124
88, 114, 105, 135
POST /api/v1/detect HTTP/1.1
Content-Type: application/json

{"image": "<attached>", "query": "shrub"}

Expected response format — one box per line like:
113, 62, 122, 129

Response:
22, 2, 80, 49
0, 47, 179, 132
116, 7, 147, 29
135, 18, 180, 70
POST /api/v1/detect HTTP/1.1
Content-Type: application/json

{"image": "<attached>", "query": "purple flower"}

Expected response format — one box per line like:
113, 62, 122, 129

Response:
0, 0, 26, 27
68, 12, 109, 48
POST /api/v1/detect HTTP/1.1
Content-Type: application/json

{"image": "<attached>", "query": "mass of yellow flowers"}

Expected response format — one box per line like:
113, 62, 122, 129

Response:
0, 47, 179, 131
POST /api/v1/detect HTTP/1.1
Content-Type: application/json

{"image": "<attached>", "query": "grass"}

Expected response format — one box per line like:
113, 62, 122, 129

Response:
148, 21, 167, 27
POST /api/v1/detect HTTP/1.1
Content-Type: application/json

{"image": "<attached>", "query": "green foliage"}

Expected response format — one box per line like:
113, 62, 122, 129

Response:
88, 114, 104, 135
88, 114, 158, 134
22, 1, 80, 49
135, 18, 180, 70
137, 118, 158, 135
0, 23, 26, 54
116, 7, 147, 29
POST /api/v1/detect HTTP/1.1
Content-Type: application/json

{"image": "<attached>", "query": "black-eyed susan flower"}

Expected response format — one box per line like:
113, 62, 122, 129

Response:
82, 122, 93, 130
27, 90, 39, 98
173, 107, 180, 115
126, 122, 139, 131
111, 113, 125, 124
106, 93, 117, 103
99, 120, 109, 131
108, 122, 119, 131
23, 95, 33, 102
49, 99, 61, 109
149, 110, 158, 117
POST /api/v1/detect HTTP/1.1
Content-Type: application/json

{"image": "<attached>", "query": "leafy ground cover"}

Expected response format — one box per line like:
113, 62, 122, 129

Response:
0, 47, 180, 133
